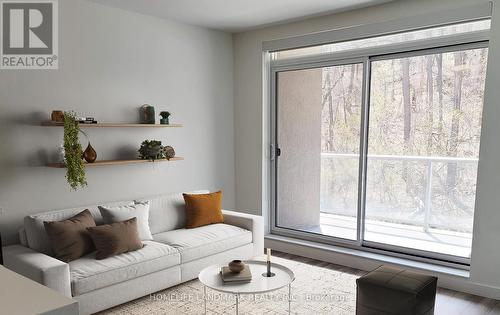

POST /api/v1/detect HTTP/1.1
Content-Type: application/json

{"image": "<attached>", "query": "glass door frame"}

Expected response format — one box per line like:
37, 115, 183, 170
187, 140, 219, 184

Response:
269, 37, 489, 267
270, 57, 369, 249
362, 41, 488, 266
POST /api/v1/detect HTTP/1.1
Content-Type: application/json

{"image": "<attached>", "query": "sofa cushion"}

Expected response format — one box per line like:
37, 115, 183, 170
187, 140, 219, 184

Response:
99, 203, 153, 240
135, 190, 209, 234
24, 201, 133, 255
44, 209, 96, 262
18, 228, 28, 247
87, 218, 143, 260
69, 240, 179, 296
183, 191, 224, 228
153, 223, 252, 263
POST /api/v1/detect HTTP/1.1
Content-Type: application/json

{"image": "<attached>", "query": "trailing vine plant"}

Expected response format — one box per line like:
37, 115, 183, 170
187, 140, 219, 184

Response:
63, 111, 87, 190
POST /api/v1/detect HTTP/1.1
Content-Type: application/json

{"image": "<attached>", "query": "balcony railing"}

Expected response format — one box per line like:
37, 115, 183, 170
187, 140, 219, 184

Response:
321, 152, 478, 233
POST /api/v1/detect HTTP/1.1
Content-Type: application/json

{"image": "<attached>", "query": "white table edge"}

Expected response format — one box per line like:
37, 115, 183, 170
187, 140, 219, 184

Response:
198, 260, 295, 295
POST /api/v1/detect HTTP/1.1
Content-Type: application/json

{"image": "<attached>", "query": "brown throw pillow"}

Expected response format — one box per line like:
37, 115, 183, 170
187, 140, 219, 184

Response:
183, 191, 223, 229
86, 217, 143, 260
43, 209, 96, 262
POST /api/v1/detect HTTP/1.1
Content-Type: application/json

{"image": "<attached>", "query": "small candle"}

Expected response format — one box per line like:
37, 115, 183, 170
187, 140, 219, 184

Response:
267, 248, 271, 261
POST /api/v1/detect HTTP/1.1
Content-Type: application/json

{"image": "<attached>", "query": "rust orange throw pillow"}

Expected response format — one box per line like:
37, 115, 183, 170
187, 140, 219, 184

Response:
183, 191, 223, 228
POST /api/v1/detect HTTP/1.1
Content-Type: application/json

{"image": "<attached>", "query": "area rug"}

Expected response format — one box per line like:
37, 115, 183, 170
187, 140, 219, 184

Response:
98, 256, 360, 315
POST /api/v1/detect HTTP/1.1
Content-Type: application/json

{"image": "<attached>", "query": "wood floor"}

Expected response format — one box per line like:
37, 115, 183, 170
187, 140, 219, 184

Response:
273, 251, 500, 314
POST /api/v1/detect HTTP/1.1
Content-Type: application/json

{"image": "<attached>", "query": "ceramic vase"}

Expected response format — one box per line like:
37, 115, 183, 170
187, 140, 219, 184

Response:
140, 104, 155, 124
83, 143, 97, 163
228, 260, 245, 273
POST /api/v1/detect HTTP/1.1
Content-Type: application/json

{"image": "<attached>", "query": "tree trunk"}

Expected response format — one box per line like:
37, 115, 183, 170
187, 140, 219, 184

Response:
401, 58, 412, 193
348, 64, 356, 114
327, 71, 334, 151
402, 58, 412, 143
446, 51, 465, 194
426, 55, 434, 154
391, 59, 396, 101
437, 54, 444, 145
342, 81, 348, 125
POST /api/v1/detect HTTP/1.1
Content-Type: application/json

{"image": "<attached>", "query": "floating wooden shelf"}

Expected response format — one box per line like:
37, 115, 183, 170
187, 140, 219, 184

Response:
47, 157, 184, 168
41, 122, 183, 128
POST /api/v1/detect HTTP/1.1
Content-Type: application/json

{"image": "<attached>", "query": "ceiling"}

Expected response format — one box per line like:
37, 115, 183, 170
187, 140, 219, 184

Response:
89, 0, 392, 33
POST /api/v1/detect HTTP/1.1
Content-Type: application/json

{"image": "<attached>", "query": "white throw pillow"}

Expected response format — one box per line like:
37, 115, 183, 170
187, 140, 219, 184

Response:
98, 203, 153, 241
134, 190, 210, 234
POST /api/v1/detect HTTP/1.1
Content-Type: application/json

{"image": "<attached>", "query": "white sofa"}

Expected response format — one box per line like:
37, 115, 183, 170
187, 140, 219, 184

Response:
3, 191, 264, 315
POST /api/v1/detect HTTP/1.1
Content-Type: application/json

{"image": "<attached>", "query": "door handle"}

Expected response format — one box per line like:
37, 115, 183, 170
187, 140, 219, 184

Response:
270, 145, 281, 161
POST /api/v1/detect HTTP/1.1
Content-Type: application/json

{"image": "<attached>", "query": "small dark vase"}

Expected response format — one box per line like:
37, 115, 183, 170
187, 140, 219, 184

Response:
159, 111, 170, 125
83, 143, 97, 163
228, 260, 245, 273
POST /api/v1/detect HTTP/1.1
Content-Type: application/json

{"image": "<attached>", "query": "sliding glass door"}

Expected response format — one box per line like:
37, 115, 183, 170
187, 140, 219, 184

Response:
364, 48, 488, 259
270, 20, 489, 264
274, 62, 363, 241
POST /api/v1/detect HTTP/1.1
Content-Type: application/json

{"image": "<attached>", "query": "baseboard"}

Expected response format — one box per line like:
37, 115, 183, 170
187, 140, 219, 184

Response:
266, 234, 500, 300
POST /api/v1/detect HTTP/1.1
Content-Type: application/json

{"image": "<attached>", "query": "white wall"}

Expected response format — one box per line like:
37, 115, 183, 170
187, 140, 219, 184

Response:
470, 0, 500, 293
276, 69, 322, 229
0, 0, 235, 244
233, 0, 500, 298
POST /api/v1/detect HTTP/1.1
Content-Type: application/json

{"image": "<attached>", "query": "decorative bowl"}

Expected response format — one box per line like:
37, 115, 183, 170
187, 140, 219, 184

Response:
228, 260, 245, 273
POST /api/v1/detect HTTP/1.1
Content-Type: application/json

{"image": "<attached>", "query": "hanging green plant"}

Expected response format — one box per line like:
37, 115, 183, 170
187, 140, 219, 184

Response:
63, 111, 87, 190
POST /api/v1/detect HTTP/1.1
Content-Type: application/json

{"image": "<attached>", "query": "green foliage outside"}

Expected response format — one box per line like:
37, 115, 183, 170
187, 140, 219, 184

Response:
318, 48, 488, 233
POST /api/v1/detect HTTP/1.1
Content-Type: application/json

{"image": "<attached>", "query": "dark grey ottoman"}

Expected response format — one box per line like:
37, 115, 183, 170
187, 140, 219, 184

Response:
356, 265, 437, 315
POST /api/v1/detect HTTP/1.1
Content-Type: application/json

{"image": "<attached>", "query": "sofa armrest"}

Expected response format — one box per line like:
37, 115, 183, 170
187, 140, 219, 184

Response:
3, 245, 72, 297
222, 210, 264, 258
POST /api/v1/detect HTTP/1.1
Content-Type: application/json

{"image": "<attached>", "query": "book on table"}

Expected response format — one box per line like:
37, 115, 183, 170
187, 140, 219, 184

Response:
220, 265, 252, 283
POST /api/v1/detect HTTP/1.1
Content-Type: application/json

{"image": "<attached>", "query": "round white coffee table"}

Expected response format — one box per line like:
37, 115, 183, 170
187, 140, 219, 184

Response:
198, 260, 295, 314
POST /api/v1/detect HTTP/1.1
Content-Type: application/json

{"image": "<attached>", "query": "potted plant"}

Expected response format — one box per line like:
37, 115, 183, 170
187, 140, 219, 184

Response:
159, 111, 171, 125
63, 111, 87, 190
138, 140, 166, 161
